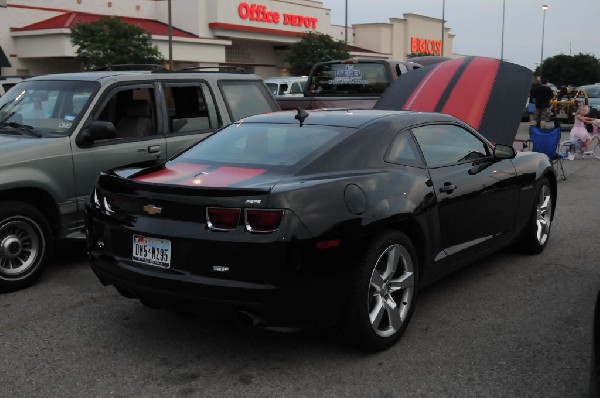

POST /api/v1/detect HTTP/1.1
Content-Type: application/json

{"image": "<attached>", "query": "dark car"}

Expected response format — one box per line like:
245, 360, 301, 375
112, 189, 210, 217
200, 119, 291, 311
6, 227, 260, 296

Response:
85, 57, 554, 351
85, 111, 556, 350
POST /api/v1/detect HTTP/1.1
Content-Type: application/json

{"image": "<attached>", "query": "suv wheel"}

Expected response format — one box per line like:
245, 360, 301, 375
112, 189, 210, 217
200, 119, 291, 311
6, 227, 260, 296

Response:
0, 201, 53, 291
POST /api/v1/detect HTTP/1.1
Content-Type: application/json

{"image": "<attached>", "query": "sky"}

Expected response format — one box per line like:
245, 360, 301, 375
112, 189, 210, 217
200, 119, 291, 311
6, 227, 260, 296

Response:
319, 0, 600, 72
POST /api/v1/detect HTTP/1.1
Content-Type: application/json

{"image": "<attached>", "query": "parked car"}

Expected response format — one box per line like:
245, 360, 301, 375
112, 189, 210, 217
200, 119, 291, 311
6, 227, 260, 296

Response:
580, 84, 600, 118
551, 87, 589, 124
85, 57, 556, 351
264, 76, 307, 97
275, 58, 424, 110
0, 67, 279, 291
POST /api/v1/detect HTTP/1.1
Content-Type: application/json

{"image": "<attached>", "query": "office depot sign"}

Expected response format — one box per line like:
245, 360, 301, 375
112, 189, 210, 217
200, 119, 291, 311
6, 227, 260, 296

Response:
238, 2, 318, 29
411, 37, 442, 56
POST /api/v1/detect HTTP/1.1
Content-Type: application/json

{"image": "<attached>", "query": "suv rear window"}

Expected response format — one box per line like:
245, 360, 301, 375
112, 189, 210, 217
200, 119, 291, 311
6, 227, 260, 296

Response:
219, 81, 278, 122
307, 62, 390, 96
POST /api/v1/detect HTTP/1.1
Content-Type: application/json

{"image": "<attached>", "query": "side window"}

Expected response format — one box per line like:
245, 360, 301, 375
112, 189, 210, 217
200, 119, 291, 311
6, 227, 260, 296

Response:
95, 86, 156, 139
289, 82, 303, 94
265, 83, 278, 95
220, 80, 277, 122
412, 124, 490, 167
385, 130, 423, 166
278, 83, 288, 95
163, 82, 219, 134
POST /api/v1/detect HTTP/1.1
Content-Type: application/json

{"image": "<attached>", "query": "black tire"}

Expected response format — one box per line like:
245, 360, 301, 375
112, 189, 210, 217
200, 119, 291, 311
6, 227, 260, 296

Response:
0, 201, 53, 292
337, 230, 418, 351
516, 177, 553, 254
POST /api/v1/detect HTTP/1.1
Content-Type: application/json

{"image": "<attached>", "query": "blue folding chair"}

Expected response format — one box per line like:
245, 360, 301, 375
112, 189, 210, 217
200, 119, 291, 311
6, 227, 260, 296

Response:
528, 126, 567, 180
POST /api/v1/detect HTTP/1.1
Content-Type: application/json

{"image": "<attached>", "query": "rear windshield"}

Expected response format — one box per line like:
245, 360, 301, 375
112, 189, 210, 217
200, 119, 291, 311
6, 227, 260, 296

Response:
307, 62, 390, 96
219, 80, 278, 122
176, 122, 347, 166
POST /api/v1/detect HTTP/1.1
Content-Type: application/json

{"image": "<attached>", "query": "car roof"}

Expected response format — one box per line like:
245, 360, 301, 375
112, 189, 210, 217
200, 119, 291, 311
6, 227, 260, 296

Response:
239, 108, 460, 129
264, 76, 307, 83
27, 71, 262, 83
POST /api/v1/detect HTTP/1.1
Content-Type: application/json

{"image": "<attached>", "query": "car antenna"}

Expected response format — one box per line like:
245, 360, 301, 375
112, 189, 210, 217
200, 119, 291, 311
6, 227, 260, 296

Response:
295, 107, 309, 127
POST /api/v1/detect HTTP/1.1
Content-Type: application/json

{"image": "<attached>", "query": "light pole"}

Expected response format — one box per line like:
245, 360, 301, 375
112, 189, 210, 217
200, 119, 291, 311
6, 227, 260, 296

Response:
441, 0, 445, 56
500, 0, 506, 60
540, 4, 548, 77
168, 0, 173, 70
344, 0, 348, 44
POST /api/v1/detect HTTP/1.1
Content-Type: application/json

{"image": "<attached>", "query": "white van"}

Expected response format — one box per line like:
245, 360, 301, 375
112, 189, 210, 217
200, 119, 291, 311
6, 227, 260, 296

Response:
264, 76, 307, 97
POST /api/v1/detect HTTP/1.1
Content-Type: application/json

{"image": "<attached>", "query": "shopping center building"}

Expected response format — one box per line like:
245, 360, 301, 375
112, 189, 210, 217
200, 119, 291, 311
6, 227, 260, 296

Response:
0, 0, 454, 78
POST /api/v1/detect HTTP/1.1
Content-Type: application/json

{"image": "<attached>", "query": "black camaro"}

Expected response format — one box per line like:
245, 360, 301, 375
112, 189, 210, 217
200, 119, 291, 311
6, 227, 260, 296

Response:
85, 57, 557, 351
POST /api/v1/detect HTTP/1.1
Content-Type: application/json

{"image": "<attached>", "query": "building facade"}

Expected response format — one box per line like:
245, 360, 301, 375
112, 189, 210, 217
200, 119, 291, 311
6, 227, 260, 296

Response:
0, 0, 454, 78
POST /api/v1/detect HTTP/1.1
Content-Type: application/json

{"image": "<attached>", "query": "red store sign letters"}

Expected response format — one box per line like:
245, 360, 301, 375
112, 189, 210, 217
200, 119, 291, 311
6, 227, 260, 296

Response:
238, 2, 318, 29
411, 37, 442, 56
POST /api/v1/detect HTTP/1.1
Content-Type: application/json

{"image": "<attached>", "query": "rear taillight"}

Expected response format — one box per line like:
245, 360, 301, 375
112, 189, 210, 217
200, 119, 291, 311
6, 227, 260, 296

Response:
206, 207, 241, 231
245, 209, 285, 233
92, 187, 118, 214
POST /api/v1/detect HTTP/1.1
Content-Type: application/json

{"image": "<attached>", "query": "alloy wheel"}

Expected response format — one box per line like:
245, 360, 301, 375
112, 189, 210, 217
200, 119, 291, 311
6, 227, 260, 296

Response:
368, 244, 415, 338
535, 185, 552, 245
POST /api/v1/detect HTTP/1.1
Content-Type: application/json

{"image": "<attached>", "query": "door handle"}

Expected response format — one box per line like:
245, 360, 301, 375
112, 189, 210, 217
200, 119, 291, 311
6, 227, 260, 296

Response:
439, 182, 456, 194
147, 145, 161, 154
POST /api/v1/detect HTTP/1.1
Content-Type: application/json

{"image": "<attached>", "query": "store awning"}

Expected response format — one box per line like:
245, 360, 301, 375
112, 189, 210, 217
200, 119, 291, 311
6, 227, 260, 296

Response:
0, 46, 11, 67
10, 12, 199, 39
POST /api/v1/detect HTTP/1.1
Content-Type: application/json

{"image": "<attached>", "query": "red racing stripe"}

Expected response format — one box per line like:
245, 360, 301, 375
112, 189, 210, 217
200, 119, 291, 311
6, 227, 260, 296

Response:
402, 59, 464, 111
133, 162, 209, 183
441, 57, 500, 130
179, 166, 267, 187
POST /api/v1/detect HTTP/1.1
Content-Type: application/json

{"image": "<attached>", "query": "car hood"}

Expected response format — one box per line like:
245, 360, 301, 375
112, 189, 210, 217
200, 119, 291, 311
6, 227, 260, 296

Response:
375, 56, 533, 145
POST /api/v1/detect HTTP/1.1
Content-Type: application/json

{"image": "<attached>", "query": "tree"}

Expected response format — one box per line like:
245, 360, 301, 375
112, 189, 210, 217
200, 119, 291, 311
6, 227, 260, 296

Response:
286, 32, 349, 76
70, 16, 163, 70
536, 53, 600, 87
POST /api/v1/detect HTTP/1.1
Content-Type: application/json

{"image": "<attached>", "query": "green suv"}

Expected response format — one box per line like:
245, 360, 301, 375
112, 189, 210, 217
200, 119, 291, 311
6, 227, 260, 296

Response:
0, 69, 279, 291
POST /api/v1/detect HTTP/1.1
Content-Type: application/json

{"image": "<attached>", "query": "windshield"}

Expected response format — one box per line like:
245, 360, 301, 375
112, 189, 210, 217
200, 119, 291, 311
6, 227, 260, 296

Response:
307, 62, 390, 96
176, 122, 346, 167
0, 80, 99, 136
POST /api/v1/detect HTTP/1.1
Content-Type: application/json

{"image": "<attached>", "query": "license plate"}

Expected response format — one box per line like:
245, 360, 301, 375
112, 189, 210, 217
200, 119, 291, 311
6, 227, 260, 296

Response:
132, 235, 171, 268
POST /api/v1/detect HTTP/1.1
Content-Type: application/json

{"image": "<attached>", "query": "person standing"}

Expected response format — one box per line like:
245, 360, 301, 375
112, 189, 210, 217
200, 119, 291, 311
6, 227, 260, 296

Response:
529, 76, 541, 125
531, 78, 554, 128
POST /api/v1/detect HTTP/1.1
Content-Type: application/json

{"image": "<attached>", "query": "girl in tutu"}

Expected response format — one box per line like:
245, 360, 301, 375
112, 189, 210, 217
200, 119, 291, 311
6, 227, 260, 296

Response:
568, 105, 595, 159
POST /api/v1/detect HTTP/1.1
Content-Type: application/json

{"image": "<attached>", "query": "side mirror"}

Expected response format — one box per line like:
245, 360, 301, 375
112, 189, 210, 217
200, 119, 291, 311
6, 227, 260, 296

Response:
494, 144, 516, 160
76, 121, 117, 146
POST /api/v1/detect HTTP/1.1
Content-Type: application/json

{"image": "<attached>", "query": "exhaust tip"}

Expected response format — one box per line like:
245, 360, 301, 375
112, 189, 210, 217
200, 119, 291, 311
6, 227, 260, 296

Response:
235, 310, 265, 327
235, 310, 300, 333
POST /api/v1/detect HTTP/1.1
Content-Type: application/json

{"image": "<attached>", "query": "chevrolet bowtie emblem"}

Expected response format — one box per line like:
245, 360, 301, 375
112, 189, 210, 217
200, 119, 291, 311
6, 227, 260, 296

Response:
143, 204, 162, 215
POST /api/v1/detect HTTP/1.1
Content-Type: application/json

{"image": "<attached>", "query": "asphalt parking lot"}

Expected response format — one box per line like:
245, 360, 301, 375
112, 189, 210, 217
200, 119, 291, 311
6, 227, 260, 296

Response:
1, 122, 599, 397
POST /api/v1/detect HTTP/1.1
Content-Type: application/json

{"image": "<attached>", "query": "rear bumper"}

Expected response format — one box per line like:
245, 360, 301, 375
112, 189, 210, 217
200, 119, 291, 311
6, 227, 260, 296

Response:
88, 243, 351, 329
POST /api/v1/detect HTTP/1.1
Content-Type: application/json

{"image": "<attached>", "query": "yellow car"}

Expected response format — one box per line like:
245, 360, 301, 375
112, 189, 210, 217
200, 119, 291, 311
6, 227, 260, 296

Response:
550, 88, 589, 124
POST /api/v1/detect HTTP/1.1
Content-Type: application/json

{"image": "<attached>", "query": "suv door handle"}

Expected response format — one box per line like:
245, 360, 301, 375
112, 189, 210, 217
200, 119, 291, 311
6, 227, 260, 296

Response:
439, 182, 456, 194
147, 145, 161, 154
